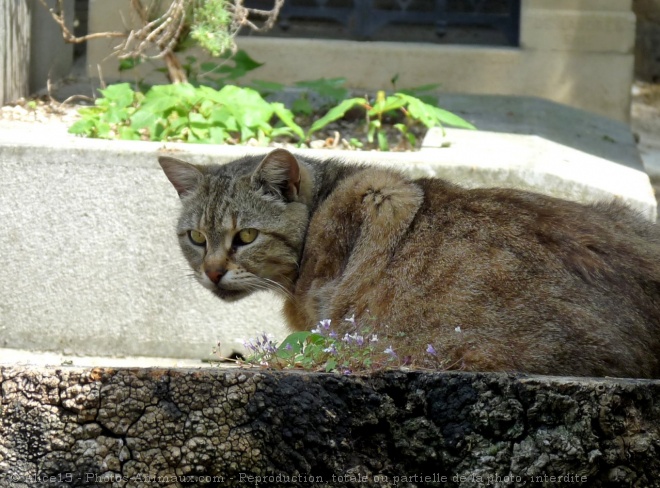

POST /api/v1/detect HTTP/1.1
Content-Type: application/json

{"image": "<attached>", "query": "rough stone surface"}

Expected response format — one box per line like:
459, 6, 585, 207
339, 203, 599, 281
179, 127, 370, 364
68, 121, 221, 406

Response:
1, 367, 659, 487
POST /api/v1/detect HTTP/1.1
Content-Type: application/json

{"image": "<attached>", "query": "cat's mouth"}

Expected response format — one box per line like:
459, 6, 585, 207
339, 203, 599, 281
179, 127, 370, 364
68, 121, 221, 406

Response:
213, 287, 250, 302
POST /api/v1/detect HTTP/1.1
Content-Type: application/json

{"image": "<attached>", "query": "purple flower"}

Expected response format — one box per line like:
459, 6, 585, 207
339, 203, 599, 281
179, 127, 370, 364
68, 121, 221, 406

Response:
284, 343, 293, 351
355, 335, 365, 346
323, 343, 338, 355
320, 319, 332, 330
345, 314, 356, 326
384, 346, 397, 357
370, 334, 378, 343
426, 344, 437, 356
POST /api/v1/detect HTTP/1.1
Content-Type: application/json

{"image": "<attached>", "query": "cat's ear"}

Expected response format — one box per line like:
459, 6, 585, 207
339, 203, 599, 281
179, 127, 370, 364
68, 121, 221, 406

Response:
158, 156, 203, 198
251, 149, 301, 201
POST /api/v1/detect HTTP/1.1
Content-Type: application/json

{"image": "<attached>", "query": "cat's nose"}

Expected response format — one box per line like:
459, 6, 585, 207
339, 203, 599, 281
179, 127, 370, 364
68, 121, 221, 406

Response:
205, 268, 226, 284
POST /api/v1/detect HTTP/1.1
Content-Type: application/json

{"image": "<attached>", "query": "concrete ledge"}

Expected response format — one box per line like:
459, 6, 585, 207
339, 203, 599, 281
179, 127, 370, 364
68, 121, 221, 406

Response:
1, 366, 659, 487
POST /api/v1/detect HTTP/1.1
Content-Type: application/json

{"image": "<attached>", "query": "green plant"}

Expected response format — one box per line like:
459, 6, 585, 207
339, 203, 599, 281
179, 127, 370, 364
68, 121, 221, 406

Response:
68, 71, 475, 151
190, 0, 234, 56
308, 90, 476, 151
239, 316, 429, 374
69, 82, 304, 145
185, 50, 265, 89
290, 78, 350, 116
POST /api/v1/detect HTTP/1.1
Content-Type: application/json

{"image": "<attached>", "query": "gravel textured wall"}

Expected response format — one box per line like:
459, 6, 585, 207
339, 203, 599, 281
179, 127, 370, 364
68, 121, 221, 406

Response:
1, 366, 659, 487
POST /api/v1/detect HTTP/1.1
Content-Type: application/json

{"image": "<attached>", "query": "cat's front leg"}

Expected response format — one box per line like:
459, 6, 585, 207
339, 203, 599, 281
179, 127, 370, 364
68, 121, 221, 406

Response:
289, 169, 424, 329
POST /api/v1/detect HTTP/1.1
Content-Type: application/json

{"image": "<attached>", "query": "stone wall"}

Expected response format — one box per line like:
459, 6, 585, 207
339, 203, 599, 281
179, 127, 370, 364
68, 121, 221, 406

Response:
1, 367, 659, 487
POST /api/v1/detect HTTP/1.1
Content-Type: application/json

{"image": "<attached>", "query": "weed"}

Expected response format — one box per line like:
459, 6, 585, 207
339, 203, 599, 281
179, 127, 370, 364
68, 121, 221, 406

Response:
238, 316, 441, 374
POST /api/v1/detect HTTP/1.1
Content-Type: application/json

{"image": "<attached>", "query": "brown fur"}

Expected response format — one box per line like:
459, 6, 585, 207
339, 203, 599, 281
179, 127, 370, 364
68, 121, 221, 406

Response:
159, 149, 660, 378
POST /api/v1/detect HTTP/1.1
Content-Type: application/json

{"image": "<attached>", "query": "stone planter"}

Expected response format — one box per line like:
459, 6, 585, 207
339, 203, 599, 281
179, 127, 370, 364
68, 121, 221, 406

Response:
0, 94, 653, 362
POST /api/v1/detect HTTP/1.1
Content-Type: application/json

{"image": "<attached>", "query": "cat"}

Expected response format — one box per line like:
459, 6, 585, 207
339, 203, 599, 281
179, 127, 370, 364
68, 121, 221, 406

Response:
159, 148, 660, 378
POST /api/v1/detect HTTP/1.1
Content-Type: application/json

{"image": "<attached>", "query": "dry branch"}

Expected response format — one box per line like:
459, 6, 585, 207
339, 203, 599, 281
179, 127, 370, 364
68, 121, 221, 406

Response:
37, 0, 284, 84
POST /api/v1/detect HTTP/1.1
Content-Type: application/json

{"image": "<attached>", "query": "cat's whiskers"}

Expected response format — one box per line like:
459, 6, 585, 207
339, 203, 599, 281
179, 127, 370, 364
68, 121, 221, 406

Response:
255, 277, 295, 301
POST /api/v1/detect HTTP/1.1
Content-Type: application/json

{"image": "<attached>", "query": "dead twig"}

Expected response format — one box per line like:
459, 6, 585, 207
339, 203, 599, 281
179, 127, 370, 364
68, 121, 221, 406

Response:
38, 0, 125, 43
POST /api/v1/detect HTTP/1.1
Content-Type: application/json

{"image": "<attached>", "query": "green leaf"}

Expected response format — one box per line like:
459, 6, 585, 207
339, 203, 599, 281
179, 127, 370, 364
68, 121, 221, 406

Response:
68, 119, 95, 135
97, 83, 135, 109
118, 126, 140, 140
396, 93, 476, 130
269, 127, 295, 138
295, 77, 348, 102
105, 107, 129, 124
431, 106, 477, 130
277, 332, 312, 355
212, 50, 264, 81
292, 97, 313, 116
200, 62, 223, 74
189, 112, 211, 128
130, 110, 159, 130
77, 107, 103, 118
250, 79, 285, 95
95, 121, 112, 139
377, 131, 389, 151
209, 126, 228, 144
395, 123, 416, 147
210, 107, 238, 132
232, 50, 264, 74
162, 115, 190, 140
140, 95, 181, 115
368, 95, 407, 117
325, 359, 338, 373
367, 119, 381, 143
219, 86, 273, 131
118, 57, 141, 72
308, 97, 366, 136
272, 103, 305, 140
349, 137, 363, 148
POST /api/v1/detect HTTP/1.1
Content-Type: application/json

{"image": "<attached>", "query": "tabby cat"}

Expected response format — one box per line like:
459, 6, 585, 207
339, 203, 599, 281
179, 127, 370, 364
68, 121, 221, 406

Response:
159, 148, 660, 378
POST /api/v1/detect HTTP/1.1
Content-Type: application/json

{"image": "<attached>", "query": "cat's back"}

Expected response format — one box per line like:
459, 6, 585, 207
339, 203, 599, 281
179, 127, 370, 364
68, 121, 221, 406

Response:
413, 177, 660, 281
302, 170, 660, 377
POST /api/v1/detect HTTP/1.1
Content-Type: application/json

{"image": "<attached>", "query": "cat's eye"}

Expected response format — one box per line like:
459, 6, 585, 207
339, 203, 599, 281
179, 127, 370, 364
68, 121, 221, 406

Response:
188, 230, 207, 246
235, 228, 259, 246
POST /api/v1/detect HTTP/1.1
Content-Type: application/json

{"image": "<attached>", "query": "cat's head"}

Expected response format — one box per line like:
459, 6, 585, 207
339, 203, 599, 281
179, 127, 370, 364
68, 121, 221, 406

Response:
158, 149, 313, 302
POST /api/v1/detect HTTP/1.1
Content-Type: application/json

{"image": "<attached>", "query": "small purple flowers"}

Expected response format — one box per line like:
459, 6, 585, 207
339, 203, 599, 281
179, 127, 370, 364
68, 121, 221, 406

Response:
312, 318, 332, 335
239, 313, 441, 374
242, 333, 278, 356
